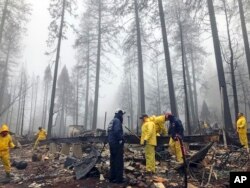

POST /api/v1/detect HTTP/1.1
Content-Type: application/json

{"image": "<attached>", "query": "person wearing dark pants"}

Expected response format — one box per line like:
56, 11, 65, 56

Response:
107, 109, 126, 184
109, 143, 124, 182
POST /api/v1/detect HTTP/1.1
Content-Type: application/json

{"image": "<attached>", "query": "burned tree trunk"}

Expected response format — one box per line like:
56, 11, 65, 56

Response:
84, 29, 90, 130
92, 0, 102, 130
237, 0, 250, 79
185, 54, 196, 129
157, 0, 178, 116
0, 0, 9, 44
128, 60, 134, 130
48, 0, 66, 137
179, 20, 191, 135
0, 41, 10, 112
190, 46, 199, 126
223, 0, 239, 122
134, 0, 146, 114
206, 0, 233, 131
20, 83, 27, 136
32, 78, 39, 132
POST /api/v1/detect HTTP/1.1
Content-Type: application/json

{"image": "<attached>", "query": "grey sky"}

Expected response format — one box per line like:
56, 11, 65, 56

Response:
21, 0, 123, 128
18, 0, 249, 130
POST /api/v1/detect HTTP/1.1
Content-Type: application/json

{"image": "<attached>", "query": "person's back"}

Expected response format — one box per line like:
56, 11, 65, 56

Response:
107, 109, 126, 184
108, 118, 123, 145
37, 128, 47, 140
168, 116, 184, 139
150, 115, 167, 136
166, 113, 184, 163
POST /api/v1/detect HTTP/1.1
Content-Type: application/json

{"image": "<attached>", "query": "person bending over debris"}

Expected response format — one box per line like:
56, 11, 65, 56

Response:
140, 113, 157, 174
107, 109, 126, 184
165, 113, 184, 163
150, 114, 167, 136
0, 124, 16, 178
33, 127, 47, 150
236, 112, 249, 152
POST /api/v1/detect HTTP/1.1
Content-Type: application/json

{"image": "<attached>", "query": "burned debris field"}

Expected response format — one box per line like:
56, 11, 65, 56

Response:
0, 133, 249, 188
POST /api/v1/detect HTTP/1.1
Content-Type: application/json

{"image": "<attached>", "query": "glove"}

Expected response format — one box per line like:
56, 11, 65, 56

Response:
174, 134, 182, 141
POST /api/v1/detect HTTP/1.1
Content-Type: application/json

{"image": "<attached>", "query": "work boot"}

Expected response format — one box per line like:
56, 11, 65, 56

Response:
115, 178, 127, 184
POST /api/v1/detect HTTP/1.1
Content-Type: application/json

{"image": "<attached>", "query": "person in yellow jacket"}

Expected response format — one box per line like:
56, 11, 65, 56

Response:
34, 127, 47, 150
140, 114, 157, 174
0, 124, 15, 178
150, 115, 167, 136
236, 113, 249, 152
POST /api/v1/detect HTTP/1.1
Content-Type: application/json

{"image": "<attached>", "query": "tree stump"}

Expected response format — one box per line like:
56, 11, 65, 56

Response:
72, 144, 83, 158
61, 143, 70, 155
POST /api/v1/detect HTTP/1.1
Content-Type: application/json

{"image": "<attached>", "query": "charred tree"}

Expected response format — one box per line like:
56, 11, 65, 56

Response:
179, 20, 191, 135
0, 0, 9, 44
20, 80, 27, 136
84, 40, 90, 129
0, 40, 11, 112
32, 77, 39, 132
157, 0, 178, 116
42, 66, 52, 128
48, 0, 66, 137
206, 0, 233, 131
134, 0, 146, 114
237, 0, 250, 79
128, 60, 134, 130
190, 46, 199, 123
222, 0, 239, 122
92, 0, 102, 130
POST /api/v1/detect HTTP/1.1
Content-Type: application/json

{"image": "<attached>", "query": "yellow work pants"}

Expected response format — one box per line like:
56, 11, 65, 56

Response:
239, 132, 249, 149
34, 138, 45, 149
0, 150, 11, 173
145, 144, 155, 173
169, 137, 183, 163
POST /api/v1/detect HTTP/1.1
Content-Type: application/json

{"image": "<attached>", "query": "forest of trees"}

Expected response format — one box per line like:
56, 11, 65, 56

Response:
0, 0, 249, 137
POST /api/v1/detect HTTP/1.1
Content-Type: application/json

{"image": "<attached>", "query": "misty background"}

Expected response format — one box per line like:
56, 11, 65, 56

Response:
0, 0, 249, 137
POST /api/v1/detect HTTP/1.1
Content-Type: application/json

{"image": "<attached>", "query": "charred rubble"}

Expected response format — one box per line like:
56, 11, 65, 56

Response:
0, 132, 249, 188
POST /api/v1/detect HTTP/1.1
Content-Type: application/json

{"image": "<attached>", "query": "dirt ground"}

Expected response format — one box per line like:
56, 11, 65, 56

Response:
0, 143, 248, 188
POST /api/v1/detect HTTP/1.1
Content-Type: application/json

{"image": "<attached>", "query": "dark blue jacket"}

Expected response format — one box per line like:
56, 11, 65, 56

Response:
107, 113, 124, 145
168, 115, 184, 139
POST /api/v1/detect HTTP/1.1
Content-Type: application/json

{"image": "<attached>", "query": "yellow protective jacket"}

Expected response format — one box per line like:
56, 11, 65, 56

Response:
36, 129, 47, 140
0, 125, 15, 151
150, 115, 167, 136
140, 118, 157, 146
237, 116, 247, 134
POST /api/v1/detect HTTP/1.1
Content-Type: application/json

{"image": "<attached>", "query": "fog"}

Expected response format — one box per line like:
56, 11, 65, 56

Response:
0, 0, 249, 136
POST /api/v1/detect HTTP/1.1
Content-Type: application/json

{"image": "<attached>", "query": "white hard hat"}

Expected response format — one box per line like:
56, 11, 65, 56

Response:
115, 108, 126, 114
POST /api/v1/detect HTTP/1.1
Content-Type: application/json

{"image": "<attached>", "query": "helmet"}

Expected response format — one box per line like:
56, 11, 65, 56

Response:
115, 108, 126, 114
0, 124, 9, 133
